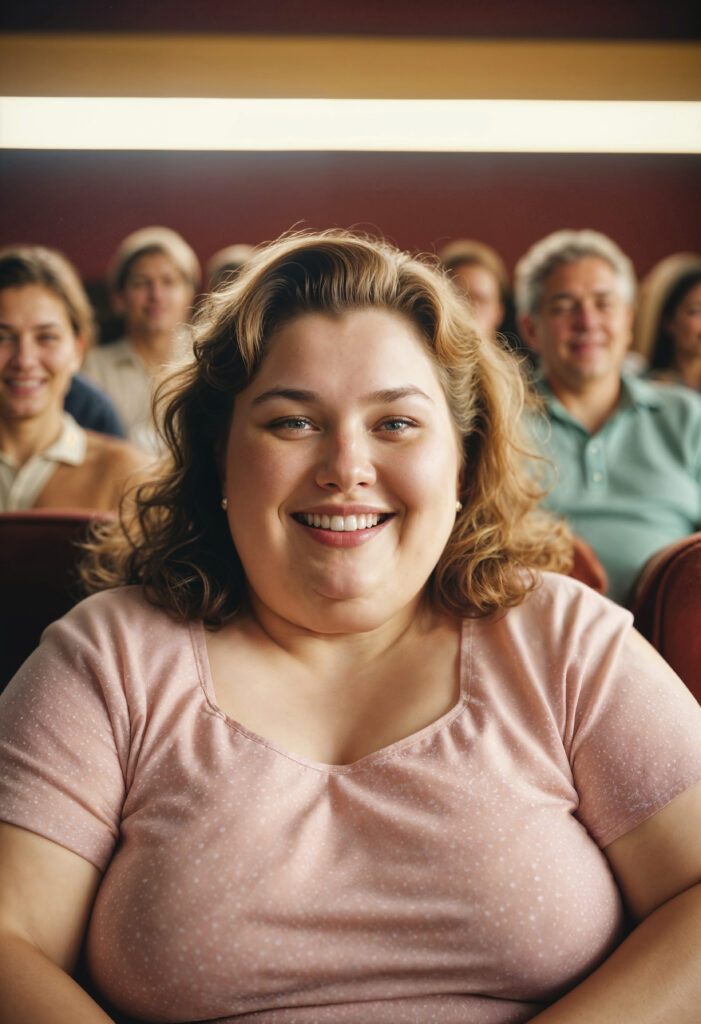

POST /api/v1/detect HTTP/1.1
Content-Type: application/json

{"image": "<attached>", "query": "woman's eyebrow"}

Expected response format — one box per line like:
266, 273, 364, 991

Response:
369, 386, 433, 404
251, 387, 318, 406
251, 385, 433, 407
0, 320, 62, 330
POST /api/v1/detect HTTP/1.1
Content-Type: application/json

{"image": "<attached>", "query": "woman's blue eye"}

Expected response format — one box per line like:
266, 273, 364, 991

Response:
381, 418, 414, 432
272, 417, 312, 430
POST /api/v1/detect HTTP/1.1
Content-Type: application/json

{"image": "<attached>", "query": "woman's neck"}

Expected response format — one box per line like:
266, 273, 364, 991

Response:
674, 353, 701, 391
0, 408, 65, 468
241, 590, 447, 685
128, 330, 178, 371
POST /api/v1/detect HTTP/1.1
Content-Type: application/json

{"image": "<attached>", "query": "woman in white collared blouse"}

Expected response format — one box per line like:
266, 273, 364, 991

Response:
0, 246, 151, 512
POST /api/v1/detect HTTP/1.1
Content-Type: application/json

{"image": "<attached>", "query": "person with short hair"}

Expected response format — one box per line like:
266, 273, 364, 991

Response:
206, 242, 255, 291
516, 229, 701, 605
1, 230, 700, 1023
0, 245, 150, 512
82, 226, 200, 452
438, 238, 511, 341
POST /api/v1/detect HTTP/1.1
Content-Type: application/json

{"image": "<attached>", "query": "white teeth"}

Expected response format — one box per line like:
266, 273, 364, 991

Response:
301, 512, 382, 531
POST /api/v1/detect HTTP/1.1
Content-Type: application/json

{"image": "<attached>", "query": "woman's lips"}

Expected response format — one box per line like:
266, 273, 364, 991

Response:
4, 377, 46, 393
292, 511, 394, 548
297, 512, 385, 532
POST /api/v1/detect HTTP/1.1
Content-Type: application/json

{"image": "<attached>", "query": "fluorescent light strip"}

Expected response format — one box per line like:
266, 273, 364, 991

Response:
1, 97, 700, 153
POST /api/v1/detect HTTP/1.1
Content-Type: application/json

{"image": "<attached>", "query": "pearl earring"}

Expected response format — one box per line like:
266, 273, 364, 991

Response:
455, 500, 463, 512
221, 497, 228, 510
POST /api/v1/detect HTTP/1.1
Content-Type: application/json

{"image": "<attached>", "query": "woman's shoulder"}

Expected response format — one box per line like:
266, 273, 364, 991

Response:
531, 570, 633, 630
468, 571, 633, 648
54, 586, 192, 648
28, 587, 201, 710
68, 431, 155, 511
83, 430, 155, 475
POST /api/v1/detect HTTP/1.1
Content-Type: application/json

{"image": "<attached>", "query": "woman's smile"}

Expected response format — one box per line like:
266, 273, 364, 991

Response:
292, 508, 395, 547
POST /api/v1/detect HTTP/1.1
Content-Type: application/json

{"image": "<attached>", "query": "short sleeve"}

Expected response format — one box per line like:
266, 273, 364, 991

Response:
564, 606, 701, 848
0, 598, 131, 871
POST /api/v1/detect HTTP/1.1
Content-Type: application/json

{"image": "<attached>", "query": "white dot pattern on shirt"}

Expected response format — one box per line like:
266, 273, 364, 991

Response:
1, 579, 700, 1023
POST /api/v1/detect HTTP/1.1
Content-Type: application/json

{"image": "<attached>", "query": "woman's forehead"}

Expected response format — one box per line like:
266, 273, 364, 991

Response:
249, 308, 444, 397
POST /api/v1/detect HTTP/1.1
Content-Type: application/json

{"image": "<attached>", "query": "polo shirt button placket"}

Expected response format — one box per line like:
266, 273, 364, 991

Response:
584, 438, 606, 490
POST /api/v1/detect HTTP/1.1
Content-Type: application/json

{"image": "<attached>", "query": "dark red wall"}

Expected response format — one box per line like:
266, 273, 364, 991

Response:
2, 150, 699, 285
2, 0, 698, 38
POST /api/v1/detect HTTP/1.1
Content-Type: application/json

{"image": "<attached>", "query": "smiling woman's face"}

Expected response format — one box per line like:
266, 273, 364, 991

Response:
222, 308, 463, 635
668, 280, 701, 363
0, 284, 84, 426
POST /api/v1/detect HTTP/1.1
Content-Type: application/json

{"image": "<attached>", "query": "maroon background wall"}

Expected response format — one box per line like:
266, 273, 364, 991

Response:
2, 0, 699, 38
2, 150, 699, 286
2, 0, 700, 287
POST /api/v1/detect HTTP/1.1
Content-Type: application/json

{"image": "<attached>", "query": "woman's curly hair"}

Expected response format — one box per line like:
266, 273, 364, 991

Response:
81, 228, 572, 626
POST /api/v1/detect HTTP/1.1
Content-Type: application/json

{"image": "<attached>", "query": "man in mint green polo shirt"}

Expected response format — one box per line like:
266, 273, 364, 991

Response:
516, 229, 701, 606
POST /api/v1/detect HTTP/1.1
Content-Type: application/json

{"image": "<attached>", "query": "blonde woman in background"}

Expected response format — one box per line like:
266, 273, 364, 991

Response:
0, 246, 150, 512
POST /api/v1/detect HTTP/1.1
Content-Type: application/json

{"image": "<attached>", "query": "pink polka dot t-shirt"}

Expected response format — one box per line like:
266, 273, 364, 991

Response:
1, 573, 700, 1023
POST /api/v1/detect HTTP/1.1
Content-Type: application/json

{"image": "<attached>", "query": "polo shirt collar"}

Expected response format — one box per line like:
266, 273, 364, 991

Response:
0, 412, 86, 470
619, 373, 663, 410
535, 372, 662, 426
42, 412, 87, 467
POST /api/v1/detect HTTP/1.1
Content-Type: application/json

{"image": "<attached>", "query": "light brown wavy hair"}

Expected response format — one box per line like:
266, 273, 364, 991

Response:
81, 228, 572, 626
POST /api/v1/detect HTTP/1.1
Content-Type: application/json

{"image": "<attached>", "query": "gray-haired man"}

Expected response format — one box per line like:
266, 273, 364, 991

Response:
516, 229, 701, 605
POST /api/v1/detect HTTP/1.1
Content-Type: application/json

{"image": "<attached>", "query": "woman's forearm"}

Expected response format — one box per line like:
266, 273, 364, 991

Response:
531, 882, 701, 1023
0, 933, 114, 1024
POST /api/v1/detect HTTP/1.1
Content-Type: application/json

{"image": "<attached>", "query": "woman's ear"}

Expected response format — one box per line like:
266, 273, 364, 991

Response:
456, 458, 466, 498
72, 333, 88, 372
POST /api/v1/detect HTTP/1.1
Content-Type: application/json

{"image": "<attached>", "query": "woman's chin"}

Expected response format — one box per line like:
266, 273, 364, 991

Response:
293, 588, 423, 637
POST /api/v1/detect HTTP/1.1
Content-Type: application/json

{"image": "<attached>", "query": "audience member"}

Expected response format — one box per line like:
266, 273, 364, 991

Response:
82, 226, 200, 452
438, 238, 509, 340
636, 256, 701, 392
631, 253, 701, 367
0, 246, 150, 512
207, 243, 255, 290
1, 230, 700, 1023
516, 229, 701, 605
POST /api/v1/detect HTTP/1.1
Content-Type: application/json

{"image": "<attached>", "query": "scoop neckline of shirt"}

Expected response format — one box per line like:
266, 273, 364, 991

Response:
188, 616, 472, 776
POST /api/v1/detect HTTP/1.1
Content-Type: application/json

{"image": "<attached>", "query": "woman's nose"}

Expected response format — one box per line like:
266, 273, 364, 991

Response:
314, 430, 377, 492
10, 336, 38, 367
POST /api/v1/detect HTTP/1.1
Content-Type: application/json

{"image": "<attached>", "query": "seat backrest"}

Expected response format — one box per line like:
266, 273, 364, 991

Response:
569, 534, 608, 595
631, 533, 701, 702
0, 508, 112, 689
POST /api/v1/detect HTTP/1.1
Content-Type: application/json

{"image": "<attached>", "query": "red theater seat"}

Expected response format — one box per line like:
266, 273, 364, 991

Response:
569, 534, 608, 595
0, 508, 113, 689
631, 533, 701, 702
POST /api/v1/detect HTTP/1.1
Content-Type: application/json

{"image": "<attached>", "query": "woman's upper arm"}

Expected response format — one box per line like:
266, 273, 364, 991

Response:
0, 822, 101, 972
603, 779, 701, 922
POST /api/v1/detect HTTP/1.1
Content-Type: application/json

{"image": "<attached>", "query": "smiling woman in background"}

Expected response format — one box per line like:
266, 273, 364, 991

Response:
0, 246, 150, 512
0, 230, 699, 1024
647, 266, 701, 392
